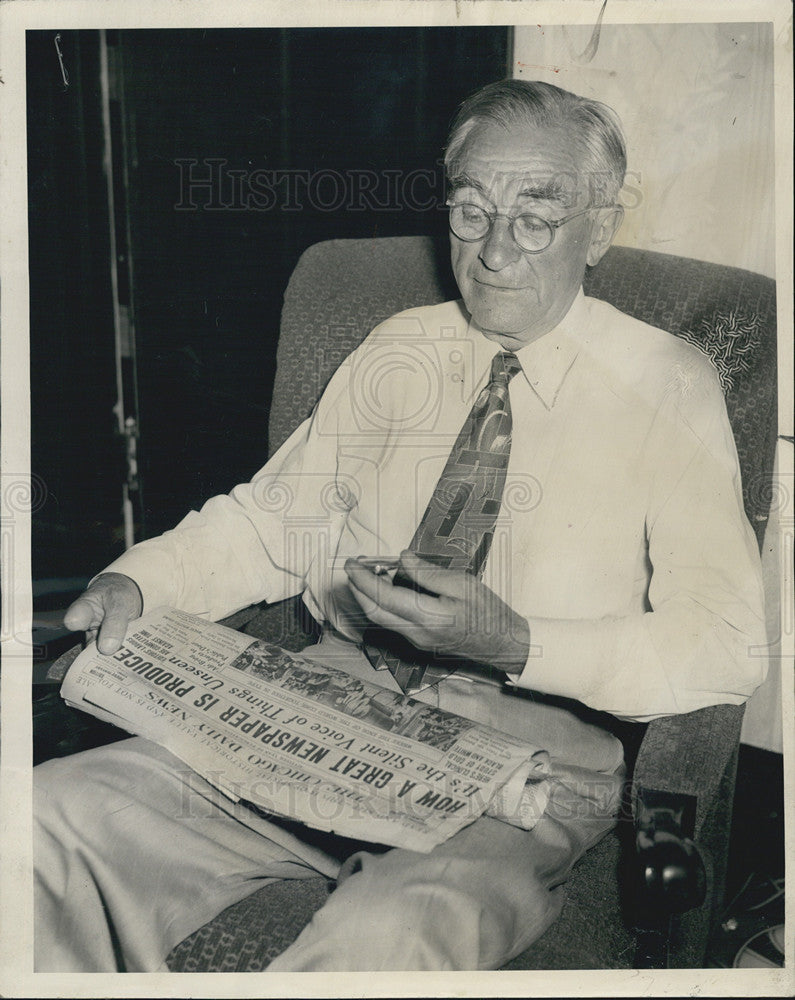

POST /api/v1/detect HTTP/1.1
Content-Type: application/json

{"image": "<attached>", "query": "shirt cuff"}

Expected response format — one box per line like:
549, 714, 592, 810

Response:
97, 540, 184, 618
508, 616, 617, 705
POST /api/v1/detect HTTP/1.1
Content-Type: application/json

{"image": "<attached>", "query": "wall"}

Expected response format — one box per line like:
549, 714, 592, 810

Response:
513, 22, 775, 278
515, 22, 782, 752
27, 27, 509, 570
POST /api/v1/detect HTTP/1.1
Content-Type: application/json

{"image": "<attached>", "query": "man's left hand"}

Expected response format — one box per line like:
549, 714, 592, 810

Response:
345, 551, 530, 674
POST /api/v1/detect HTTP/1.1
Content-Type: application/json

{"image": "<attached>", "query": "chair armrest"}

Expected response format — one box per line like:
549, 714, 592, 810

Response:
627, 703, 745, 966
45, 642, 83, 683
632, 703, 745, 838
221, 595, 321, 652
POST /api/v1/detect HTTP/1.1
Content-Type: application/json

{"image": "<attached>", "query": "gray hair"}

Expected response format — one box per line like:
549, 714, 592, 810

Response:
444, 79, 627, 206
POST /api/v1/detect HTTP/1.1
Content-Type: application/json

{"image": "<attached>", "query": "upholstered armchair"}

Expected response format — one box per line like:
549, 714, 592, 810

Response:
163, 237, 776, 971
46, 236, 777, 970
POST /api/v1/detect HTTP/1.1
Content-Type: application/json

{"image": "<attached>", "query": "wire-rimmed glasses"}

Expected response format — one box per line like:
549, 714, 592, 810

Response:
448, 201, 597, 254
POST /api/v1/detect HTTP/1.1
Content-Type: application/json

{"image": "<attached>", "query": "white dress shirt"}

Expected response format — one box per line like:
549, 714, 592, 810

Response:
104, 289, 767, 722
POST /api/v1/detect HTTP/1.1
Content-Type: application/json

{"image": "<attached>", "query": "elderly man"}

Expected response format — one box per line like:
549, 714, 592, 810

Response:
34, 79, 766, 972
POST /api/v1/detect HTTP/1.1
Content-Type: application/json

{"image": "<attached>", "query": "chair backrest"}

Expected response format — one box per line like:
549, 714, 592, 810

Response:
272, 237, 777, 544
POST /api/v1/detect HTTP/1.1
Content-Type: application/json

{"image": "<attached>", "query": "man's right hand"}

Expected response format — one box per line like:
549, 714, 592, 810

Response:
63, 573, 144, 655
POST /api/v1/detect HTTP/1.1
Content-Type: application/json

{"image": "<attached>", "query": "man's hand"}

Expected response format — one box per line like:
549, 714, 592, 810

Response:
63, 573, 143, 655
345, 551, 530, 674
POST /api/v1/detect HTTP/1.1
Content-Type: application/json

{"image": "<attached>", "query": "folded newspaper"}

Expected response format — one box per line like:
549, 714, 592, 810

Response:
62, 607, 552, 853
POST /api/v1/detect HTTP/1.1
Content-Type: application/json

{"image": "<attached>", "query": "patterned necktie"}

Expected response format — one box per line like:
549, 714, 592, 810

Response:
364, 351, 523, 693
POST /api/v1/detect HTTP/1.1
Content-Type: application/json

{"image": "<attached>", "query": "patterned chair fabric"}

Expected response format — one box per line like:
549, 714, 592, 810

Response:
166, 237, 777, 972
270, 237, 777, 542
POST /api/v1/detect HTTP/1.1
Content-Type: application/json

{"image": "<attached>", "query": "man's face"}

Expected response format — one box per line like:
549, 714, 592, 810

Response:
449, 120, 621, 348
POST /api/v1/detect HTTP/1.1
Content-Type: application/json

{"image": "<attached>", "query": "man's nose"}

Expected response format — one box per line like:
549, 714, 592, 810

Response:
478, 217, 522, 271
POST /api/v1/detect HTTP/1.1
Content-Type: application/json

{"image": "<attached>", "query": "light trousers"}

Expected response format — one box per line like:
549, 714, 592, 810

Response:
34, 636, 625, 972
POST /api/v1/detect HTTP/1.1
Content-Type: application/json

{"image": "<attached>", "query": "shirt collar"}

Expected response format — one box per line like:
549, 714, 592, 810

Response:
467, 288, 589, 410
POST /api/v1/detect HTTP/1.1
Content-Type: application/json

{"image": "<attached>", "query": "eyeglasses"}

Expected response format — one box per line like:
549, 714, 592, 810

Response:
448, 202, 596, 254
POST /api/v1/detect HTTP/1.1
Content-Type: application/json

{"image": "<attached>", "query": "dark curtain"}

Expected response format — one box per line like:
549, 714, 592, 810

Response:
28, 27, 510, 579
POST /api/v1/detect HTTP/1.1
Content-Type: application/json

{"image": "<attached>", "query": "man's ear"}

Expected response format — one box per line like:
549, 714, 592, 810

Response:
586, 205, 624, 267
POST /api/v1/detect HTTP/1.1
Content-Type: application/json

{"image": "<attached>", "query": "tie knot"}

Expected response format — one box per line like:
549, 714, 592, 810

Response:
491, 351, 522, 384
